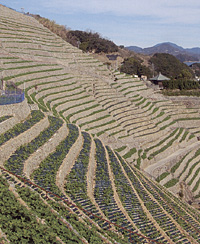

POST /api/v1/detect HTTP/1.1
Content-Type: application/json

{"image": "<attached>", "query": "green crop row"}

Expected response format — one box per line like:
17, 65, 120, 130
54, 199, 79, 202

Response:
148, 128, 183, 160
123, 148, 137, 159
85, 120, 115, 132
156, 172, 170, 182
79, 114, 110, 128
0, 110, 44, 146
4, 68, 63, 81
4, 116, 63, 175
31, 124, 79, 196
0, 115, 12, 123
164, 178, 179, 188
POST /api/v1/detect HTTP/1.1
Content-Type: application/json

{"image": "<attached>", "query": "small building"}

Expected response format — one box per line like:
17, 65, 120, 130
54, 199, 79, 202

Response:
149, 72, 170, 88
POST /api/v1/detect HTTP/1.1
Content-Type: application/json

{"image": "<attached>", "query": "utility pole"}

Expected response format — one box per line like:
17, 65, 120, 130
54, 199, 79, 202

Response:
152, 63, 155, 77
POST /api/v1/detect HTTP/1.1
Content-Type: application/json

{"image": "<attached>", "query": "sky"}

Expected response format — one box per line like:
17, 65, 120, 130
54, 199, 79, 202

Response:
1, 0, 200, 48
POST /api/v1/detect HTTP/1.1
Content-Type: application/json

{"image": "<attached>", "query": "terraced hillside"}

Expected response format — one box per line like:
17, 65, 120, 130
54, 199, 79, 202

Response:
0, 4, 200, 243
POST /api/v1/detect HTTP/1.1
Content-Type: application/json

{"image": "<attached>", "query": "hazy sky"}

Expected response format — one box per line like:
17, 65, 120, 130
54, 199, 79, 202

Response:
1, 0, 200, 48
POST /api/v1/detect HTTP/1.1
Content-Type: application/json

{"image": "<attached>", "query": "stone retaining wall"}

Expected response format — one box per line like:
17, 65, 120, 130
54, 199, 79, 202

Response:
177, 120, 200, 128
0, 100, 30, 119
0, 116, 49, 166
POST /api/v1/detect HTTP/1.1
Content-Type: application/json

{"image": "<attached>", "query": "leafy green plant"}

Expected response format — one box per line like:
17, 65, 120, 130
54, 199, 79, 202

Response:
0, 176, 59, 243
0, 115, 12, 123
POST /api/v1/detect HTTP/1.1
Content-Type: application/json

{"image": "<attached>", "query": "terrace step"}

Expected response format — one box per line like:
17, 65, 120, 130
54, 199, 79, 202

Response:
0, 100, 30, 131
87, 138, 109, 221
56, 126, 83, 192
0, 115, 49, 166
145, 141, 200, 179
24, 121, 68, 178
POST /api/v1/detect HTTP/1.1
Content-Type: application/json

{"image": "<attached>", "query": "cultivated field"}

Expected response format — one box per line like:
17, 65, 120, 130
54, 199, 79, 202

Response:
0, 5, 200, 243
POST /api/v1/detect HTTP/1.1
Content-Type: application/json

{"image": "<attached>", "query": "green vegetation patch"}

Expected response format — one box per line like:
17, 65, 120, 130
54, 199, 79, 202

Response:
0, 115, 12, 123
123, 148, 137, 159
0, 110, 44, 146
115, 146, 127, 152
164, 178, 179, 188
0, 176, 58, 243
156, 172, 170, 182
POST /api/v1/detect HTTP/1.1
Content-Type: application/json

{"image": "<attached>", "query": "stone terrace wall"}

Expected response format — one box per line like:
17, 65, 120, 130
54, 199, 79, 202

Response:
0, 116, 49, 165
0, 100, 30, 118
0, 100, 30, 134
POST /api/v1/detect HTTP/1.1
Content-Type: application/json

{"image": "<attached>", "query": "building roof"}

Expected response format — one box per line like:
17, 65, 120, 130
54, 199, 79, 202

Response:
106, 54, 119, 60
149, 72, 170, 81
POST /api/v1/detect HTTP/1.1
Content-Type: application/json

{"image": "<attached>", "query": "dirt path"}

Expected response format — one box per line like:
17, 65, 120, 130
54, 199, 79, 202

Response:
24, 122, 68, 178
56, 127, 83, 193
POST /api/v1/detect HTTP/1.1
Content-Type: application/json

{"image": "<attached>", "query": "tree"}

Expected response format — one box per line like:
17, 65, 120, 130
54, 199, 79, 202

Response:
178, 69, 193, 80
120, 57, 152, 78
68, 30, 118, 53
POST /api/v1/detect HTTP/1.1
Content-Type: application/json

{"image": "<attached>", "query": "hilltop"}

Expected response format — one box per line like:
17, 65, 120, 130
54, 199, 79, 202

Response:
0, 4, 200, 243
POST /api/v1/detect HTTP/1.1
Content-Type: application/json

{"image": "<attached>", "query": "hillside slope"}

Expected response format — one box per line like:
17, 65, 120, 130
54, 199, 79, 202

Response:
0, 5, 200, 243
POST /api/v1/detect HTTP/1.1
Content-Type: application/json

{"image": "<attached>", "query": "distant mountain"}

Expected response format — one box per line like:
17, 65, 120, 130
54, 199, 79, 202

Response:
126, 46, 143, 53
176, 53, 199, 62
126, 42, 200, 61
127, 46, 143, 53
186, 47, 200, 55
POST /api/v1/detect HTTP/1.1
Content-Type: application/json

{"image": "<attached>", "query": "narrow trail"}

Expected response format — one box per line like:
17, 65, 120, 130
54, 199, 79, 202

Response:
56, 127, 83, 193
105, 146, 145, 239
86, 138, 110, 222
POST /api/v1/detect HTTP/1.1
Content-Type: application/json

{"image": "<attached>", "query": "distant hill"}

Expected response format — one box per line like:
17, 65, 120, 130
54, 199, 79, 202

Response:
126, 42, 200, 61
149, 53, 194, 79
186, 47, 200, 55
